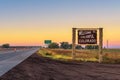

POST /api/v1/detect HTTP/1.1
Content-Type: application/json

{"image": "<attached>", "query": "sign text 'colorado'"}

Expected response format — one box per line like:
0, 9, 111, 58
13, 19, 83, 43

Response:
78, 30, 97, 44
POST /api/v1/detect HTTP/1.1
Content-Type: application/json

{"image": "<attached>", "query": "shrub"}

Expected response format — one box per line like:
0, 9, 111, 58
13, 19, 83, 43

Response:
2, 43, 10, 48
48, 42, 59, 49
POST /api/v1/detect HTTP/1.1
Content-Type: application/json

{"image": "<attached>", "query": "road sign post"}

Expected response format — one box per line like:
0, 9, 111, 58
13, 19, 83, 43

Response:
99, 28, 103, 63
44, 40, 52, 48
72, 28, 76, 59
72, 27, 103, 63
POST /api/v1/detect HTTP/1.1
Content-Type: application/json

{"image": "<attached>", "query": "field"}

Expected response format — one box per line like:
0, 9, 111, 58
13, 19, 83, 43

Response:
38, 48, 120, 63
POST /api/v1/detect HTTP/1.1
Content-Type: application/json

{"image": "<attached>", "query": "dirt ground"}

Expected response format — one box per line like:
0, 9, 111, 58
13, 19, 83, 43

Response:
0, 53, 120, 80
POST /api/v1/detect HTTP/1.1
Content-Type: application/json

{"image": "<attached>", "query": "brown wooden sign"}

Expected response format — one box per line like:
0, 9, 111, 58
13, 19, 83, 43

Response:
78, 30, 97, 44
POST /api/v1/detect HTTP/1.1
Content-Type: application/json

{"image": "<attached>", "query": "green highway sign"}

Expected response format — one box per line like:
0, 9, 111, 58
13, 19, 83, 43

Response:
44, 40, 52, 44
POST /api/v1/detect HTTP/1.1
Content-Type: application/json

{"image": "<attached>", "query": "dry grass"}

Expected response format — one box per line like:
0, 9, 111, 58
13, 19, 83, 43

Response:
38, 48, 120, 63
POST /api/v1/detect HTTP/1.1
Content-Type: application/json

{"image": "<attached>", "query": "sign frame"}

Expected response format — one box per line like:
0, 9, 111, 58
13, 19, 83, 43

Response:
72, 28, 103, 63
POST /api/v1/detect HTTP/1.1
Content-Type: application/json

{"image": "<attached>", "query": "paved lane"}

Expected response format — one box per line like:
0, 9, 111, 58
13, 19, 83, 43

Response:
0, 48, 39, 76
0, 49, 36, 61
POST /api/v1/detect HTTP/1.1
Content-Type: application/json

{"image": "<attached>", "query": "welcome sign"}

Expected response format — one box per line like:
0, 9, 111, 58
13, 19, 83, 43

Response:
78, 30, 97, 44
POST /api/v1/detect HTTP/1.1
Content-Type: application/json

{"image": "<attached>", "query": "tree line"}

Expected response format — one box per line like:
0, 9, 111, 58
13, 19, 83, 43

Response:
0, 43, 10, 48
48, 42, 99, 49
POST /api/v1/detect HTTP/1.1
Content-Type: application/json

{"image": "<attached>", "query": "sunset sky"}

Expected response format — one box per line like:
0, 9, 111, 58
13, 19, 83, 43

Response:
0, 0, 120, 48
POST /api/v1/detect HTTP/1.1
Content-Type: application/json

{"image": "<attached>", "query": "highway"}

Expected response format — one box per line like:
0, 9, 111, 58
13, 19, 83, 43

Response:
0, 48, 39, 77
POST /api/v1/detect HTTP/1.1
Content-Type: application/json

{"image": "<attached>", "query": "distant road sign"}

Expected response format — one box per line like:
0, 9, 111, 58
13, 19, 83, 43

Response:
78, 30, 97, 44
44, 40, 52, 44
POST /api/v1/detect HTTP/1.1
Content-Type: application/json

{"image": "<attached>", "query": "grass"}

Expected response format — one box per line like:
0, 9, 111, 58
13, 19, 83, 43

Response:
37, 48, 72, 61
38, 48, 120, 63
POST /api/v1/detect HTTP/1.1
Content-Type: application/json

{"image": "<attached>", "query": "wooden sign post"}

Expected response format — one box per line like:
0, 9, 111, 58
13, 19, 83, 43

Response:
99, 28, 103, 63
72, 28, 76, 59
72, 27, 103, 63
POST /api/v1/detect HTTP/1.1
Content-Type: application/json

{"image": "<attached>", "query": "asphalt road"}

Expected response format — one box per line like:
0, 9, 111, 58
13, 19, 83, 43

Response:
0, 48, 39, 77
